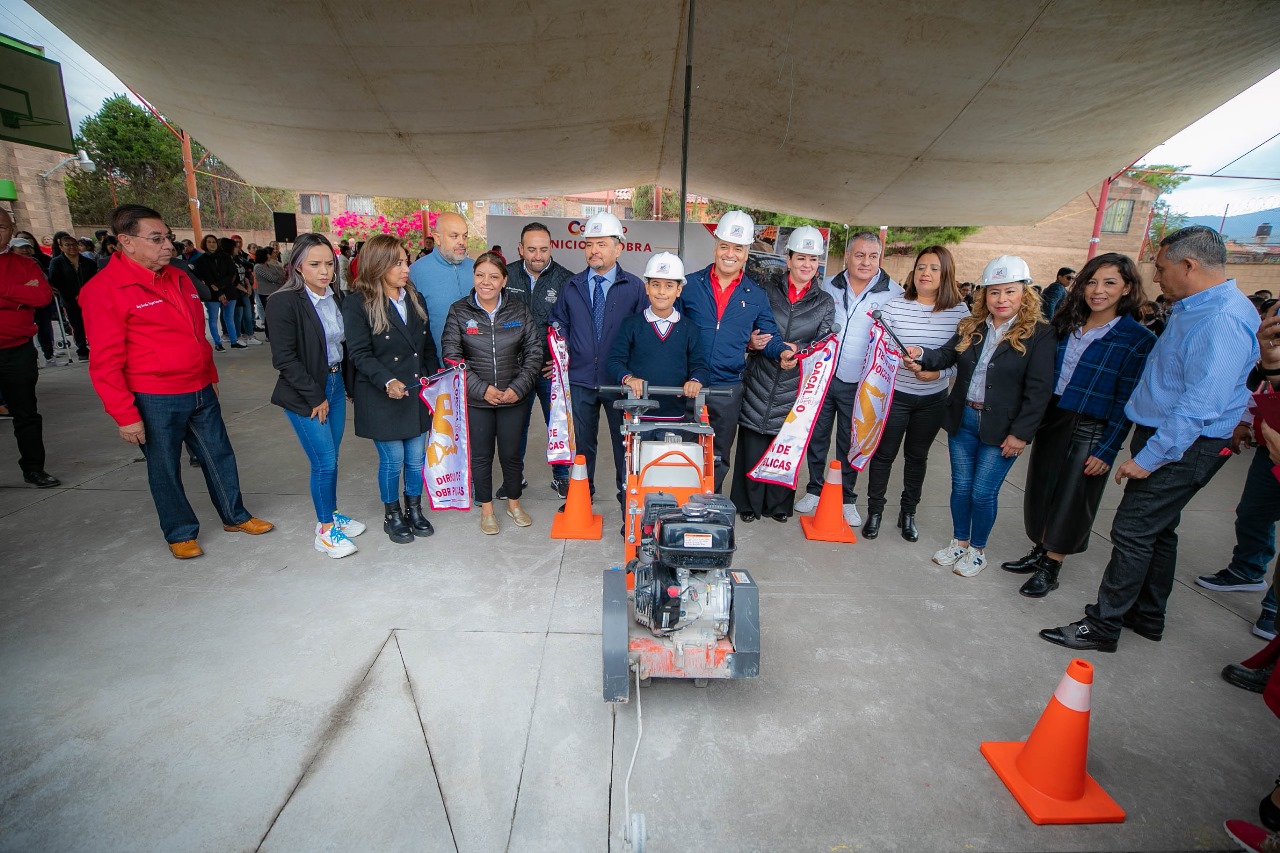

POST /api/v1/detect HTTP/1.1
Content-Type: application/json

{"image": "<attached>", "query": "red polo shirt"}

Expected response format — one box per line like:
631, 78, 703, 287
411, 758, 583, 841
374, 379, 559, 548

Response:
786, 275, 811, 304
710, 268, 743, 320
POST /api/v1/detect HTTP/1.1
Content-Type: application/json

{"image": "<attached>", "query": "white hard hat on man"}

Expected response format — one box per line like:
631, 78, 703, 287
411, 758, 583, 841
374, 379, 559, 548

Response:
713, 210, 755, 246
583, 210, 624, 238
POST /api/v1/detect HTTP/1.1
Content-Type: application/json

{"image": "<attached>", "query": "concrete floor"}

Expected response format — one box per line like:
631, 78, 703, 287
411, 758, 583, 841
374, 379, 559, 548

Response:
0, 346, 1274, 853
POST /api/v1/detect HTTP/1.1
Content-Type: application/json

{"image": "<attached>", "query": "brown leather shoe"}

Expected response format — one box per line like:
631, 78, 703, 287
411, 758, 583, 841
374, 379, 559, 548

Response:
223, 517, 275, 535
169, 540, 204, 559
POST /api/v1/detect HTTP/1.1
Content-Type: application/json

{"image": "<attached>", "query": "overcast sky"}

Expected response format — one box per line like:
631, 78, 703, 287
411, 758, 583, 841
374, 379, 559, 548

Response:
4, 0, 1278, 219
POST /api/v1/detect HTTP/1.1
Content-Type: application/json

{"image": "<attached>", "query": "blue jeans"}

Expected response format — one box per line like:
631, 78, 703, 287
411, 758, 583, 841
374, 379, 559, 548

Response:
947, 406, 1017, 549
205, 300, 238, 343
520, 374, 569, 484
134, 384, 251, 543
1224, 445, 1280, 618
374, 433, 426, 504
284, 373, 346, 523
235, 293, 253, 340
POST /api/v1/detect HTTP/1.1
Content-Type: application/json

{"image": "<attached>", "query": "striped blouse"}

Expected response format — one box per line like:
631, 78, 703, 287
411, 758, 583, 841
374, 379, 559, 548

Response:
878, 296, 971, 396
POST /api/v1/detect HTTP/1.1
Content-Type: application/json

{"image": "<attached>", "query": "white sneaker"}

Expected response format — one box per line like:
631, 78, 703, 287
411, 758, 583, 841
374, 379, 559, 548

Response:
332, 511, 366, 537
244, 336, 263, 346
42, 357, 58, 368
314, 524, 357, 558
932, 539, 967, 567
954, 547, 987, 577
794, 493, 820, 514
842, 504, 862, 527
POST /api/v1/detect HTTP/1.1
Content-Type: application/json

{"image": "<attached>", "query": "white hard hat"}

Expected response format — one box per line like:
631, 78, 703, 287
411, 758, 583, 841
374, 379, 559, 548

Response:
979, 254, 1032, 287
713, 210, 755, 246
786, 226, 824, 256
643, 252, 686, 282
583, 211, 624, 239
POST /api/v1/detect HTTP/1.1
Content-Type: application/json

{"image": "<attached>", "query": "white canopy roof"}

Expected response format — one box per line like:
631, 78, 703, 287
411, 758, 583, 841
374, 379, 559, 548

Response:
27, 0, 1280, 224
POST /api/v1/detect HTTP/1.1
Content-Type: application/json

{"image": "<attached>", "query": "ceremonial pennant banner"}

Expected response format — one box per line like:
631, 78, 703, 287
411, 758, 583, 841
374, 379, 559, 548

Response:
747, 333, 839, 488
547, 327, 575, 465
420, 365, 472, 510
847, 321, 903, 471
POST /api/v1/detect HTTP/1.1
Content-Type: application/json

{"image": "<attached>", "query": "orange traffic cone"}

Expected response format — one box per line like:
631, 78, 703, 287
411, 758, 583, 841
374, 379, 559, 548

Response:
550, 455, 603, 540
981, 658, 1125, 825
799, 460, 856, 543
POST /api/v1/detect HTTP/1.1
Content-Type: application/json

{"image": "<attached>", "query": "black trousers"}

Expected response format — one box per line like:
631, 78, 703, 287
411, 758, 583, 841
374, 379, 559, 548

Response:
802, 378, 859, 504
0, 341, 45, 476
1083, 426, 1231, 639
57, 290, 89, 356
865, 389, 947, 515
1023, 401, 1108, 555
570, 384, 625, 501
469, 404, 525, 504
730, 425, 795, 517
706, 383, 745, 492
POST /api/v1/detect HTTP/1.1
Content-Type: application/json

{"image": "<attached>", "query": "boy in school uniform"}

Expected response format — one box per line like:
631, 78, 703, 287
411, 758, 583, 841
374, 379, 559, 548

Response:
607, 252, 708, 419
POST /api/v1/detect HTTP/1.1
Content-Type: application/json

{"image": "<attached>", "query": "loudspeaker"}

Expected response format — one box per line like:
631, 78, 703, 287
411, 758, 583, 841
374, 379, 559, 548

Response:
273, 212, 298, 243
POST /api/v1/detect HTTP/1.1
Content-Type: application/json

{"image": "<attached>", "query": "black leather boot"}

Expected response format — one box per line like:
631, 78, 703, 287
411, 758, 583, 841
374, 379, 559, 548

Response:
898, 511, 918, 542
403, 494, 434, 537
862, 512, 882, 539
1019, 555, 1062, 598
1001, 545, 1045, 574
383, 501, 414, 544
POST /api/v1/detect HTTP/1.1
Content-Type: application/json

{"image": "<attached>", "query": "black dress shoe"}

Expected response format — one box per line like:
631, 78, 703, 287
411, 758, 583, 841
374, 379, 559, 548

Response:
1222, 662, 1274, 694
738, 511, 759, 523
862, 512, 882, 539
1121, 612, 1164, 642
23, 470, 60, 488
770, 512, 788, 523
1002, 545, 1045, 574
402, 494, 435, 537
1038, 621, 1118, 653
898, 511, 919, 542
1019, 556, 1062, 598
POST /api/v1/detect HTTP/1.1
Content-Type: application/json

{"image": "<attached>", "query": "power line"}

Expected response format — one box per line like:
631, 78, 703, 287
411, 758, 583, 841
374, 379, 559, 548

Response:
1210, 130, 1280, 176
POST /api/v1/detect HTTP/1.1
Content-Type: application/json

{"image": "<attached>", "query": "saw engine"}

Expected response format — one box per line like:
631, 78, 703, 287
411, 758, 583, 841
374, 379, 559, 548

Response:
631, 493, 736, 638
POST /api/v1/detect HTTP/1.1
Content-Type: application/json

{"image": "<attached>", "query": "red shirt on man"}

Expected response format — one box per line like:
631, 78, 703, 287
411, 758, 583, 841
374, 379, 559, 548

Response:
0, 251, 53, 348
710, 268, 743, 321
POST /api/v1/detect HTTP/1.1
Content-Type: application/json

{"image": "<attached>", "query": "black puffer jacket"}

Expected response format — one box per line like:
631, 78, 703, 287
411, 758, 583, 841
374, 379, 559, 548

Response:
738, 278, 835, 434
441, 291, 541, 408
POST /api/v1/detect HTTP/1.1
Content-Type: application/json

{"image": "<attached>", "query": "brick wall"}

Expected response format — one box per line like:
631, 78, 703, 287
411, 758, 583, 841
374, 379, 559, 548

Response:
0, 140, 75, 242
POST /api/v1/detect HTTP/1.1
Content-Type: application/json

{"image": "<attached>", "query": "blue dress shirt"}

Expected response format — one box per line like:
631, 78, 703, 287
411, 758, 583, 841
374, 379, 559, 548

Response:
1124, 279, 1260, 471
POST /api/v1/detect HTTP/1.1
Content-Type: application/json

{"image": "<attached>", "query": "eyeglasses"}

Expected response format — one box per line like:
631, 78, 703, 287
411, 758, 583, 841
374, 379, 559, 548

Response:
126, 231, 175, 245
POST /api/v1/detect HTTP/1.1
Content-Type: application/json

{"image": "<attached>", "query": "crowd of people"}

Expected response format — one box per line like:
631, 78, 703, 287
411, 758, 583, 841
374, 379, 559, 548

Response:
4, 200, 1280, 845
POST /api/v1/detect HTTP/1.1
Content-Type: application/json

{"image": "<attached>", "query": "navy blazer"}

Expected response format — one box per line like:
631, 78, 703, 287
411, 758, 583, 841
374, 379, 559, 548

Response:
547, 264, 648, 387
679, 264, 787, 385
1052, 314, 1156, 465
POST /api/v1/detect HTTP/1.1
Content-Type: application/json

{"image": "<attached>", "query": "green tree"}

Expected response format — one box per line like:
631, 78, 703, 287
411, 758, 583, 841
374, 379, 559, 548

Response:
375, 196, 424, 220
631, 185, 684, 220
1125, 164, 1191, 259
1126, 163, 1192, 196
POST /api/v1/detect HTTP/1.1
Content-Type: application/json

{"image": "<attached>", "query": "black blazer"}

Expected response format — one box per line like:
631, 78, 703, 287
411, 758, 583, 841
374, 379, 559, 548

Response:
341, 288, 440, 441
266, 288, 349, 417
919, 320, 1056, 445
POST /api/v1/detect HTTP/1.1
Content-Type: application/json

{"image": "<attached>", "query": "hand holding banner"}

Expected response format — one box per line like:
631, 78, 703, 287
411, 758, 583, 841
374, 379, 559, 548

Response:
747, 333, 839, 489
547, 327, 575, 465
420, 365, 472, 510
848, 320, 902, 471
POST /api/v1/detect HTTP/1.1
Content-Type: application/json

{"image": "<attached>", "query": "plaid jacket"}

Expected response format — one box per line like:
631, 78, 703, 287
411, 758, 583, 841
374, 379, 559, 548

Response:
1053, 314, 1157, 465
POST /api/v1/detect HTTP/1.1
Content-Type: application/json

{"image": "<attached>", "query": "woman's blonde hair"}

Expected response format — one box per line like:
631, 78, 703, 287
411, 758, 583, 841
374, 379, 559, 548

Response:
353, 234, 426, 335
954, 282, 1042, 354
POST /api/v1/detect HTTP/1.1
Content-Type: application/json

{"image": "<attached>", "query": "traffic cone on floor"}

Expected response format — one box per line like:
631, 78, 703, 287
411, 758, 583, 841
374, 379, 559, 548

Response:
981, 658, 1125, 825
550, 454, 603, 540
799, 461, 857, 543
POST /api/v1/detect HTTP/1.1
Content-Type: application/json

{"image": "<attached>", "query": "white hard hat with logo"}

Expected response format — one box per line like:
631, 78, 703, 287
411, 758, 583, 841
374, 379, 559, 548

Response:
583, 211, 624, 239
713, 210, 755, 246
979, 254, 1032, 287
786, 226, 825, 256
643, 252, 686, 282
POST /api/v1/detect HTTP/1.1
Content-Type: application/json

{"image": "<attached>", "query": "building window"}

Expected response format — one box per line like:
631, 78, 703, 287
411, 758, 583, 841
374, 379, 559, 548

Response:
300, 193, 330, 215
346, 195, 375, 215
1102, 198, 1134, 233
489, 201, 515, 216
582, 204, 608, 217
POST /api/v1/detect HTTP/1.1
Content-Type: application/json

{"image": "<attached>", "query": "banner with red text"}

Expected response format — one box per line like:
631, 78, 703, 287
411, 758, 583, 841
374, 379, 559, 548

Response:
747, 334, 839, 488
420, 365, 472, 510
847, 322, 902, 471
547, 328, 575, 465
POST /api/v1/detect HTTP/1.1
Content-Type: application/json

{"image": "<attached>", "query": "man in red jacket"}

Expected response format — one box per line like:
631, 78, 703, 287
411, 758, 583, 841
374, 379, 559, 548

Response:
0, 207, 60, 488
79, 205, 272, 559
